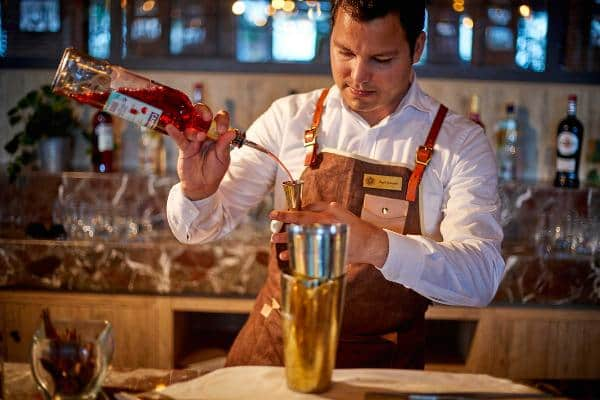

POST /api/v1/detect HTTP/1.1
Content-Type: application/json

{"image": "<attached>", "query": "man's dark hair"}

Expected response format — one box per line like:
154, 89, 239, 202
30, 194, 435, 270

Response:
330, 0, 427, 56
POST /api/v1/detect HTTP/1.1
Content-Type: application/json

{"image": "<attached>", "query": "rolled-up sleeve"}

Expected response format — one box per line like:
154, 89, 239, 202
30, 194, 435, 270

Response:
379, 126, 505, 307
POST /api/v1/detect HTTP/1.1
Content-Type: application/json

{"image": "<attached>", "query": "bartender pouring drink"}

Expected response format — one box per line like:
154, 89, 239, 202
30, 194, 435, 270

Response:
166, 1, 504, 368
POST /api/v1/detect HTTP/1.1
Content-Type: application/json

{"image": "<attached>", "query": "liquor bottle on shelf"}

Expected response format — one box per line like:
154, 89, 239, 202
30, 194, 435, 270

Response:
139, 127, 165, 175
495, 103, 519, 182
51, 48, 267, 154
554, 94, 584, 188
467, 94, 485, 130
192, 82, 204, 104
91, 110, 114, 173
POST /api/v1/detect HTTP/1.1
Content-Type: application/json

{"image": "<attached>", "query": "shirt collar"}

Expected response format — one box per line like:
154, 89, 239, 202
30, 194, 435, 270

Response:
391, 72, 435, 119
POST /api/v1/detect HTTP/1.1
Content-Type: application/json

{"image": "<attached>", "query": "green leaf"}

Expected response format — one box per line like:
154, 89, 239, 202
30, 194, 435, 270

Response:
21, 129, 38, 145
4, 134, 22, 154
41, 85, 53, 96
9, 115, 22, 126
19, 150, 37, 165
17, 90, 38, 108
7, 107, 19, 117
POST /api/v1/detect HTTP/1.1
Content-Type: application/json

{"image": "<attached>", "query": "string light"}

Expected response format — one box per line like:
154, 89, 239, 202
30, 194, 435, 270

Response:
519, 4, 531, 18
232, 0, 310, 22
452, 0, 464, 13
272, 0, 285, 10
232, 1, 246, 16
282, 0, 296, 13
142, 0, 155, 12
462, 16, 474, 29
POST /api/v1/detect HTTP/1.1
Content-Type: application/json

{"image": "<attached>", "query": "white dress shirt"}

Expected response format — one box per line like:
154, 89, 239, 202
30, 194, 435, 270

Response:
167, 77, 505, 307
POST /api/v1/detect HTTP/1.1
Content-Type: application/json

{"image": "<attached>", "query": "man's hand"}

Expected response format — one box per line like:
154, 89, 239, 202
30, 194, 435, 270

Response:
165, 104, 236, 201
270, 202, 389, 267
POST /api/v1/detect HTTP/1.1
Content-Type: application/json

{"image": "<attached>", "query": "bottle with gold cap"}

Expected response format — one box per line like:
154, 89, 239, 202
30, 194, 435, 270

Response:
467, 94, 485, 130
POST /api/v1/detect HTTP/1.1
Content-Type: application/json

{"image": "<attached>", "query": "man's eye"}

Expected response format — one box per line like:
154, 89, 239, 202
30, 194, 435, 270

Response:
375, 58, 392, 63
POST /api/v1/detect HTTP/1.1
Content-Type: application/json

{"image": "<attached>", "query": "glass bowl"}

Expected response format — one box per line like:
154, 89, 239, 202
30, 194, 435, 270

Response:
30, 319, 114, 400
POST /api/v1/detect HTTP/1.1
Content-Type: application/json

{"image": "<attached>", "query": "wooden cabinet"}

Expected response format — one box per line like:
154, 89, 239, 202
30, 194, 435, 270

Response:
0, 291, 172, 368
1, 291, 599, 380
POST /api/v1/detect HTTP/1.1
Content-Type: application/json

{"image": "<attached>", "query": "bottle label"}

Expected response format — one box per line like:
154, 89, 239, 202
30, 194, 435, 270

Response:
556, 156, 576, 173
103, 92, 162, 129
557, 131, 579, 156
96, 123, 114, 152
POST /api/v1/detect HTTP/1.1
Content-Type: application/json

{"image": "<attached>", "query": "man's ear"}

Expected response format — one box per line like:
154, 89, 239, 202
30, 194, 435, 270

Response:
412, 31, 426, 64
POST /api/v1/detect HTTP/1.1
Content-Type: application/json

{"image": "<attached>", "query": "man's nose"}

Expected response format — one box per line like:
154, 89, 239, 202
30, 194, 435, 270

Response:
351, 58, 371, 84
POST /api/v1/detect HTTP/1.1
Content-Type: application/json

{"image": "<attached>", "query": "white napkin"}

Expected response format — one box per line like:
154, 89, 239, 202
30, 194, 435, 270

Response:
161, 366, 540, 400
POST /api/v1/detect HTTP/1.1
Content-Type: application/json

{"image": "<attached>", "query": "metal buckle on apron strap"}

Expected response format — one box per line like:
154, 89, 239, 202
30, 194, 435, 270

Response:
303, 88, 329, 168
304, 126, 318, 147
415, 145, 433, 166
406, 105, 448, 202
304, 126, 320, 167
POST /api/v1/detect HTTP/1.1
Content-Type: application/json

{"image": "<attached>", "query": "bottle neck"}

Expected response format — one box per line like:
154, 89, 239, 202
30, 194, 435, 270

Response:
505, 112, 517, 130
567, 100, 577, 117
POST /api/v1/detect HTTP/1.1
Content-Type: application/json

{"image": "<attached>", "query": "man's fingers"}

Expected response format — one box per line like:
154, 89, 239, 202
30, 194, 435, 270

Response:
214, 110, 231, 134
215, 129, 236, 156
302, 201, 335, 212
184, 127, 207, 142
278, 250, 289, 261
269, 210, 338, 225
179, 141, 201, 159
166, 124, 189, 150
320, 201, 355, 220
270, 232, 287, 243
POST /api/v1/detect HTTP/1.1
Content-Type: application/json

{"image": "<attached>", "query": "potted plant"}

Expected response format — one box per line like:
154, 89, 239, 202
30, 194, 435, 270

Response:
4, 84, 81, 182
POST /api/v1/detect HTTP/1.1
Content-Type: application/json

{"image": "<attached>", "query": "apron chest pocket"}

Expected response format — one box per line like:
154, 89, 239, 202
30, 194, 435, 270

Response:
360, 193, 409, 234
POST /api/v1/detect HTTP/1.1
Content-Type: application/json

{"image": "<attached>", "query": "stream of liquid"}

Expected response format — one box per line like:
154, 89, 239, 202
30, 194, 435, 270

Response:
242, 139, 295, 183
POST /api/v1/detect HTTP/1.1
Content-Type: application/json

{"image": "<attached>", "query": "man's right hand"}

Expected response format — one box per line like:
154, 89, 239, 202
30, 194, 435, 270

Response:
165, 103, 236, 201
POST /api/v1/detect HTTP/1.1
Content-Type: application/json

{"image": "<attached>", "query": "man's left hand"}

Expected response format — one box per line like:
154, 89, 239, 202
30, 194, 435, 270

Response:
269, 201, 389, 267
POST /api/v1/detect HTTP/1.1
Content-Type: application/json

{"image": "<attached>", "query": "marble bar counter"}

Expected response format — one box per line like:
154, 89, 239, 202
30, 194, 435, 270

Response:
1, 173, 599, 305
0, 171, 271, 297
0, 235, 269, 297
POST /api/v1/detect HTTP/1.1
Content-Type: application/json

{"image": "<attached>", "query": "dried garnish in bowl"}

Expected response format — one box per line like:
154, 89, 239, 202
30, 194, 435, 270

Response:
31, 309, 114, 400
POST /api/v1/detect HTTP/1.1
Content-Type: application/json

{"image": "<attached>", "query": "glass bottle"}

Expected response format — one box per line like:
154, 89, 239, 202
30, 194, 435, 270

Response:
495, 103, 519, 182
51, 48, 264, 152
467, 94, 485, 130
139, 127, 165, 175
554, 94, 584, 188
192, 82, 204, 104
91, 110, 114, 173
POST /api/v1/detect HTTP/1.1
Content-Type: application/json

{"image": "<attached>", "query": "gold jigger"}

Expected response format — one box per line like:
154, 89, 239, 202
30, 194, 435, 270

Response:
276, 180, 304, 275
283, 180, 303, 211
281, 223, 348, 393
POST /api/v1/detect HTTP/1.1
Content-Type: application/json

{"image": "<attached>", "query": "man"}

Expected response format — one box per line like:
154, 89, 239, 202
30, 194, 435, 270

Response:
166, 1, 504, 368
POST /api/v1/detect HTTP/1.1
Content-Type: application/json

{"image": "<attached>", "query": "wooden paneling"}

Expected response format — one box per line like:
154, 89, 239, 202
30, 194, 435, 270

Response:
2, 291, 599, 379
0, 291, 168, 368
465, 307, 600, 379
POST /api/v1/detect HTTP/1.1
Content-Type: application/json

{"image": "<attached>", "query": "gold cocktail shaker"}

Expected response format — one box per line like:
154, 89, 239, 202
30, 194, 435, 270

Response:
281, 220, 348, 393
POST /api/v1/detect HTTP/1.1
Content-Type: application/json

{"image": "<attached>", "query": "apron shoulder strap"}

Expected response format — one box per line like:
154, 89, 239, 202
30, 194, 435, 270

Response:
406, 104, 449, 202
304, 88, 330, 167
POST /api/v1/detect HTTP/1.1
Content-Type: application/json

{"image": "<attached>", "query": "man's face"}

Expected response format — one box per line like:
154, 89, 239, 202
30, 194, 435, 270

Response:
330, 10, 424, 126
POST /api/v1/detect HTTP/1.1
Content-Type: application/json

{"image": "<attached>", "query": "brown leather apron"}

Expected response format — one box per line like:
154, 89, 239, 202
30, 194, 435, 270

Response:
226, 90, 448, 369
